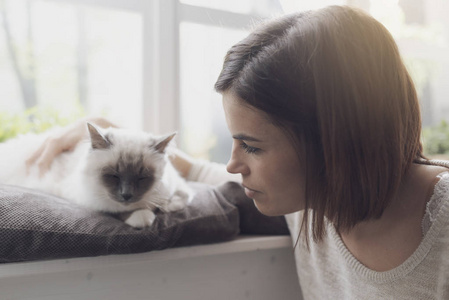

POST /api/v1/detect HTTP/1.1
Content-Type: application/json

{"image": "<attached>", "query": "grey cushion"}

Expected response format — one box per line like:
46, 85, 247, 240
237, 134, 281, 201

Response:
0, 182, 288, 263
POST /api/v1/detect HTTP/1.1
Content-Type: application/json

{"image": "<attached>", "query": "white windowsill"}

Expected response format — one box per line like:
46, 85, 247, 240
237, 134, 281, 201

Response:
0, 235, 293, 279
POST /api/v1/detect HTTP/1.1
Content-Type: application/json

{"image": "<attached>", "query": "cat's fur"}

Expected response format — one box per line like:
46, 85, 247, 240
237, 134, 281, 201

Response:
0, 123, 192, 228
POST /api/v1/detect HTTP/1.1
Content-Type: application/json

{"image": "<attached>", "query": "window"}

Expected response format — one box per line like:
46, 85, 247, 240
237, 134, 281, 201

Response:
0, 0, 142, 129
1, 0, 448, 160
178, 1, 285, 163
179, 23, 247, 161
179, 0, 449, 161
367, 0, 449, 157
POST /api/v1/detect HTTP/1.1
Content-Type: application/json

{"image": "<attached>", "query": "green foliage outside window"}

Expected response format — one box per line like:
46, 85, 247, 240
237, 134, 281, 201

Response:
422, 120, 449, 157
0, 104, 85, 143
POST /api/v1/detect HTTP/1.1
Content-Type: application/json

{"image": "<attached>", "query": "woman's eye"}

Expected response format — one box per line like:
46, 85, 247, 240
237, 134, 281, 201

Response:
239, 142, 260, 154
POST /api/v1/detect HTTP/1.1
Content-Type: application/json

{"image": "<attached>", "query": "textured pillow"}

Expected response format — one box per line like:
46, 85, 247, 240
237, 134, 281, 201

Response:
0, 181, 288, 263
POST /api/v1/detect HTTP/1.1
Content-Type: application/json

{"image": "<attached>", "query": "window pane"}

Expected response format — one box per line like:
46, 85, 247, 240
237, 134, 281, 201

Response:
279, 0, 347, 13
368, 0, 449, 157
180, 0, 283, 16
179, 22, 248, 163
0, 0, 142, 130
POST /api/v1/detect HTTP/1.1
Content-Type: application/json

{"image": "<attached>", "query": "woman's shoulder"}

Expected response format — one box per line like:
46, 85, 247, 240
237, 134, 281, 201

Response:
425, 169, 449, 218
433, 170, 449, 197
427, 169, 449, 212
423, 169, 449, 236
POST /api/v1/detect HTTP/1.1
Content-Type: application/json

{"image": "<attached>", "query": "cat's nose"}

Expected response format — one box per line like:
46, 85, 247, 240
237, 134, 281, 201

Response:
121, 193, 133, 201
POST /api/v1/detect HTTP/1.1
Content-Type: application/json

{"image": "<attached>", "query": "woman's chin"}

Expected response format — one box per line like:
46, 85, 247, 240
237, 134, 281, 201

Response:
254, 199, 303, 216
253, 200, 281, 216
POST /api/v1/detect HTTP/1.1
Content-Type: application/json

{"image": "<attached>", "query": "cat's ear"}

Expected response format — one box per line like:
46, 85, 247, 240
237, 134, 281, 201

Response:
87, 122, 111, 150
155, 132, 176, 153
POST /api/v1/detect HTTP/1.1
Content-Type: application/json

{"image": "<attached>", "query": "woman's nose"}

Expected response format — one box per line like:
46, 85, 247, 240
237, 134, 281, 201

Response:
226, 148, 249, 175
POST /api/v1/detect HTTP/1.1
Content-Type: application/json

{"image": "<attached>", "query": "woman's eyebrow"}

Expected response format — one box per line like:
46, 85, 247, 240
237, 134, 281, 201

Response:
232, 134, 262, 142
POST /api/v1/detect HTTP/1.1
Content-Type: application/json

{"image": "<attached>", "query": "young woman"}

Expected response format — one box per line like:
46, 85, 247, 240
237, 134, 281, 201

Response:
27, 5, 449, 299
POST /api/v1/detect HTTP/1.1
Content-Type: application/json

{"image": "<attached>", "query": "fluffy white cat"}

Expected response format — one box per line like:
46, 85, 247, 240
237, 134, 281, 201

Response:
0, 123, 192, 228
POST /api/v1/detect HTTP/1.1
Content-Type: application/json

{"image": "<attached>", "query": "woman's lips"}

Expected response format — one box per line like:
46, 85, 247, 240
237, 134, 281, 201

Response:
242, 184, 258, 199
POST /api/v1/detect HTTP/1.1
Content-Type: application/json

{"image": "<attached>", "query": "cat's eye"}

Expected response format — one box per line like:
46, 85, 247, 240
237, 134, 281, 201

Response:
239, 142, 261, 154
138, 176, 154, 183
137, 177, 153, 187
104, 174, 120, 182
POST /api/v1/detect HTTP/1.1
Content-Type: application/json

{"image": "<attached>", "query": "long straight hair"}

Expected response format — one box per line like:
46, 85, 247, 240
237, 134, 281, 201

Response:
215, 6, 425, 244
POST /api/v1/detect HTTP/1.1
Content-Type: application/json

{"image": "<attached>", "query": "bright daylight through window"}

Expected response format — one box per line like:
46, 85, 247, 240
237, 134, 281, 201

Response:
0, 0, 448, 162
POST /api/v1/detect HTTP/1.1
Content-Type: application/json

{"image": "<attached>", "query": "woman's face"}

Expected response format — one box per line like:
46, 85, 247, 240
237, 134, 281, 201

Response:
223, 92, 306, 216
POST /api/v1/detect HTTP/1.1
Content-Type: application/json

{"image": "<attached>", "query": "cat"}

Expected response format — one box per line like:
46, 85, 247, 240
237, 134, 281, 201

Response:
0, 122, 193, 228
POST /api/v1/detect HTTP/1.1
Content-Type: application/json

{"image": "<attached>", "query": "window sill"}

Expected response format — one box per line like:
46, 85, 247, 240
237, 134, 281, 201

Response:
0, 235, 302, 300
0, 235, 293, 278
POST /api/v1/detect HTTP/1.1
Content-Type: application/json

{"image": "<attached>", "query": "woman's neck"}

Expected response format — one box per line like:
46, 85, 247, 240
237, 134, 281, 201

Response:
339, 163, 448, 272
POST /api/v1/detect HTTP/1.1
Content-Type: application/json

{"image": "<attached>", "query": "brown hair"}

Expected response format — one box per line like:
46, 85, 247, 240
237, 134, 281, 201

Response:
215, 6, 425, 243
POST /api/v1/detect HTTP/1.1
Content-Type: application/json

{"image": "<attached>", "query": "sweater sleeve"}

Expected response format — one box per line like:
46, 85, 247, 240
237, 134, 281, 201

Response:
186, 159, 242, 186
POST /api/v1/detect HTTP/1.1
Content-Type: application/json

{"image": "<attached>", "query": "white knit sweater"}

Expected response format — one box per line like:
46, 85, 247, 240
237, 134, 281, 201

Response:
187, 160, 449, 299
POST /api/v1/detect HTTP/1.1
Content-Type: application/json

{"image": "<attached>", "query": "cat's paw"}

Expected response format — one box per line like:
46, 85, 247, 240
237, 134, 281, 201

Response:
125, 209, 156, 228
165, 191, 190, 212
166, 198, 185, 212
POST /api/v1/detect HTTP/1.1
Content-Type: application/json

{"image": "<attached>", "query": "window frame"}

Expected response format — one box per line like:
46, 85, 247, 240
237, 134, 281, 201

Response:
41, 0, 266, 135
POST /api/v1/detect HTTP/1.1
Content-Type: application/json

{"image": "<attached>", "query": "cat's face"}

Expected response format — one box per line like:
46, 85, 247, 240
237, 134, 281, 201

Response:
82, 123, 175, 212
100, 153, 157, 205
